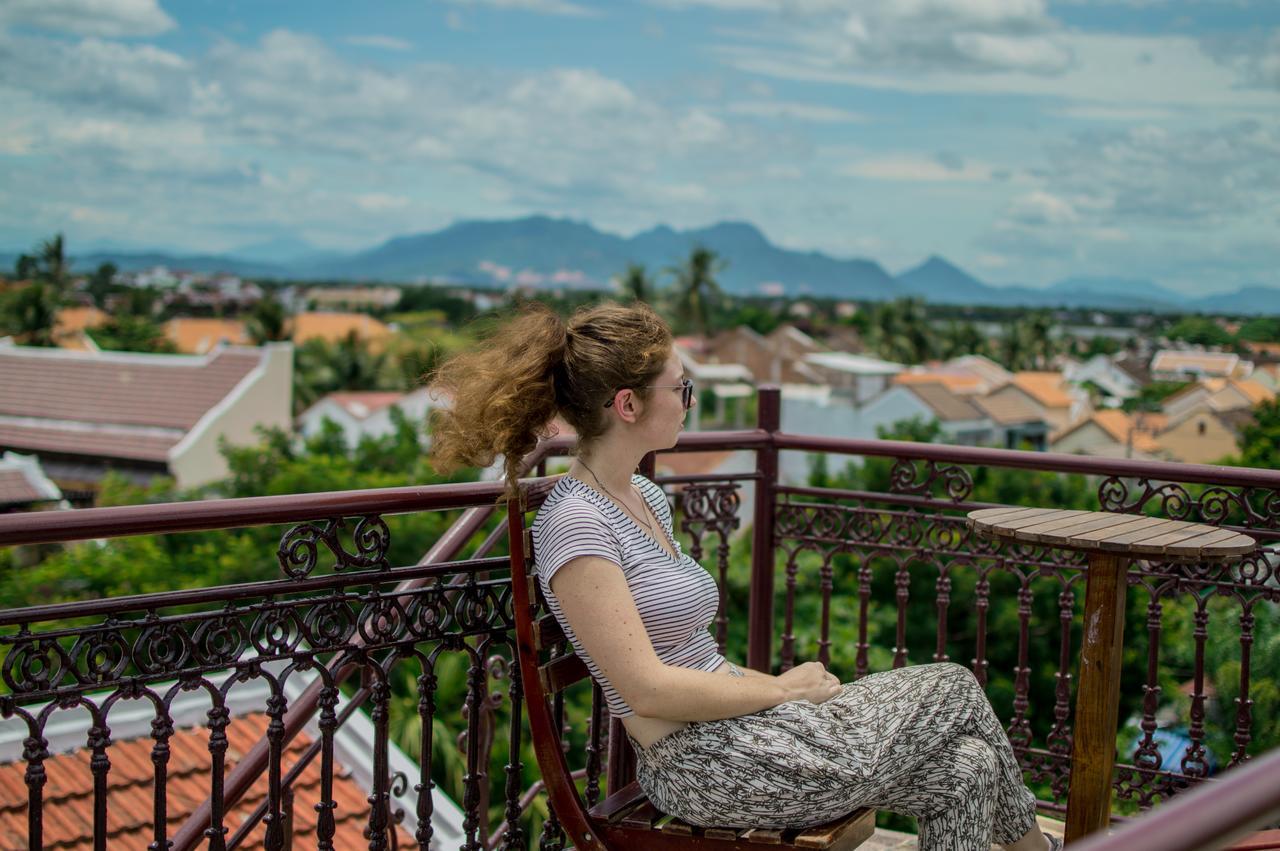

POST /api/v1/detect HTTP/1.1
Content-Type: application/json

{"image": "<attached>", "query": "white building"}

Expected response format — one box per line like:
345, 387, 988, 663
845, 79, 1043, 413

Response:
298, 388, 439, 449
802, 352, 904, 404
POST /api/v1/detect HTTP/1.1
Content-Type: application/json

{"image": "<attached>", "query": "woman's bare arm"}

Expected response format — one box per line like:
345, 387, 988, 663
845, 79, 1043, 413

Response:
550, 555, 836, 720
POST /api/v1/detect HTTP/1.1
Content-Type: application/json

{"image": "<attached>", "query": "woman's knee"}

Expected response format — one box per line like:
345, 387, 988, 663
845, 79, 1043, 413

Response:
928, 661, 980, 692
953, 736, 999, 791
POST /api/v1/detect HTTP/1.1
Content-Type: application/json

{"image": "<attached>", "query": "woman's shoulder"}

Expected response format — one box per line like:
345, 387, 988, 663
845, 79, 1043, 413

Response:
534, 477, 610, 527
631, 474, 671, 516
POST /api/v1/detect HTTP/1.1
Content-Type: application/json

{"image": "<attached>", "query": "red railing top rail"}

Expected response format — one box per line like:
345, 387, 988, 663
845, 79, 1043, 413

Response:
5, 425, 1277, 551
1068, 745, 1280, 851
773, 431, 1280, 489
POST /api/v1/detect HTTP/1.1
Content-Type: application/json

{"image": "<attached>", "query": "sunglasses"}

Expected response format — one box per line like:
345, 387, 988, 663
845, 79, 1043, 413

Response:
604, 377, 695, 410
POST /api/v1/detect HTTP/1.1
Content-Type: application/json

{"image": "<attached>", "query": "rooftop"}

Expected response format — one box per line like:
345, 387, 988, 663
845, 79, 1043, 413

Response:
1011, 372, 1077, 409
804, 351, 904, 376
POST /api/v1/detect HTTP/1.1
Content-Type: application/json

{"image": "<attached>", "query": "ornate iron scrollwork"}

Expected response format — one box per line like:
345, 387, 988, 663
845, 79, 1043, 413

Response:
277, 514, 391, 579
888, 458, 973, 502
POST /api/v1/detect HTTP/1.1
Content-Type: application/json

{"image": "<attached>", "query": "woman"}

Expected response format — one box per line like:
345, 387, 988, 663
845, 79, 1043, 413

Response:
431, 301, 1059, 851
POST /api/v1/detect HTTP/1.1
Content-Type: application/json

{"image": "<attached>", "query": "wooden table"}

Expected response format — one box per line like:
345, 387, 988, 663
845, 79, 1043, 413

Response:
966, 507, 1257, 844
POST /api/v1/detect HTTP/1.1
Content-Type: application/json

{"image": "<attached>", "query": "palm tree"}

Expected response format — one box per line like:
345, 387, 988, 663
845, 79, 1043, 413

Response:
292, 333, 402, 414
865, 298, 933, 364
668, 246, 725, 337
619, 263, 654, 304
39, 234, 70, 291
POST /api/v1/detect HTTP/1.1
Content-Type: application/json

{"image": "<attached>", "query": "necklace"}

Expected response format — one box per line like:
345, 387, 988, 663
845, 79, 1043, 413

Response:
576, 457, 657, 537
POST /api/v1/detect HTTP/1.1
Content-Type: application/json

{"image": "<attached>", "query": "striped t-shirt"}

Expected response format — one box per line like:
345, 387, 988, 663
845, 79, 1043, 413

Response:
531, 473, 725, 718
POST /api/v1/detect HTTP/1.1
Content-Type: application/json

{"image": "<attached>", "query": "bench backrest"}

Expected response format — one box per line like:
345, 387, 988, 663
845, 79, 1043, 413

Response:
507, 496, 612, 850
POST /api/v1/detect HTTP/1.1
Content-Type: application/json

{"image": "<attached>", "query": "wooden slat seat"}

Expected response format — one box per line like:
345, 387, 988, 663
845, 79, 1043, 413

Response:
507, 495, 879, 851
586, 782, 876, 849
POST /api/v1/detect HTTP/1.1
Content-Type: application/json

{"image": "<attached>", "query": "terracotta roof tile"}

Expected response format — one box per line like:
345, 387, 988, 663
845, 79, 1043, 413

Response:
291, 312, 391, 346
164, 318, 251, 354
1084, 410, 1163, 454
319, 391, 406, 420
0, 469, 48, 504
1011, 372, 1075, 409
1228, 379, 1274, 406
0, 712, 415, 850
972, 392, 1045, 425
0, 423, 180, 462
906, 383, 987, 422
0, 346, 262, 430
53, 307, 108, 341
892, 372, 986, 394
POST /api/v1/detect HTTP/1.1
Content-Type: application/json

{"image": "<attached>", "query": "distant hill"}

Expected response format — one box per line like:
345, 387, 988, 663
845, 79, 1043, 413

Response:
6, 214, 1278, 313
309, 215, 899, 299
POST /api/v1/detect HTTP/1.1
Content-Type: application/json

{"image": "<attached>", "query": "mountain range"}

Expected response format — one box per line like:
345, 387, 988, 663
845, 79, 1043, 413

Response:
7, 215, 1279, 314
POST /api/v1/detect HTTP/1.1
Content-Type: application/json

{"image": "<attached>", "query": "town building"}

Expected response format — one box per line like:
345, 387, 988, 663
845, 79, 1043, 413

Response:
0, 342, 293, 493
297, 388, 439, 449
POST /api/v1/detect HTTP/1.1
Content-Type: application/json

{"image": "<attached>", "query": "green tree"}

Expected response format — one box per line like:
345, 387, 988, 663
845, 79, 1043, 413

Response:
86, 262, 120, 310
1165, 315, 1235, 348
247, 291, 289, 344
293, 332, 402, 413
0, 282, 63, 346
88, 286, 174, 353
866, 298, 933, 364
669, 245, 726, 337
38, 233, 70, 292
1237, 317, 1280, 343
1233, 396, 1280, 470
618, 262, 656, 304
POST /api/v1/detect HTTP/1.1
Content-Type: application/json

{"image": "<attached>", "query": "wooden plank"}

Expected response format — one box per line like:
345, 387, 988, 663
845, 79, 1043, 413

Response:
588, 780, 647, 824
1063, 515, 1165, 546
976, 508, 1088, 534
533, 612, 565, 651
538, 652, 592, 694
1014, 512, 1140, 545
1013, 511, 1146, 545
1127, 523, 1219, 550
967, 506, 1050, 524
704, 826, 743, 840
741, 827, 784, 844
1146, 527, 1257, 559
620, 800, 662, 830
794, 808, 876, 850
662, 818, 695, 836
1096, 518, 1185, 550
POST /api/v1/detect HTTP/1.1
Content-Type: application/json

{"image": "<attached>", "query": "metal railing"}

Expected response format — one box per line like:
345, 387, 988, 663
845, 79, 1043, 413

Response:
1, 386, 1277, 849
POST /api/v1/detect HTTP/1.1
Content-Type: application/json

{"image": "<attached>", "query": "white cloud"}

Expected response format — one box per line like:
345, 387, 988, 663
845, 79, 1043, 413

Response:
442, 0, 597, 16
344, 35, 414, 51
842, 154, 994, 182
355, 193, 411, 212
983, 120, 1280, 286
715, 29, 1278, 112
0, 0, 175, 38
1005, 190, 1081, 225
727, 100, 867, 122
0, 33, 189, 114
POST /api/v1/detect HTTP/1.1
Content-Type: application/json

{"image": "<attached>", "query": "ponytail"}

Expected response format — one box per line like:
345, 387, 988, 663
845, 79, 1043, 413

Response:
429, 300, 672, 495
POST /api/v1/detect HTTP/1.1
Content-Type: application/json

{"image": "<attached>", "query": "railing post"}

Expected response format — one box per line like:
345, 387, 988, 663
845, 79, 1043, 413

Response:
1065, 552, 1129, 843
747, 386, 780, 673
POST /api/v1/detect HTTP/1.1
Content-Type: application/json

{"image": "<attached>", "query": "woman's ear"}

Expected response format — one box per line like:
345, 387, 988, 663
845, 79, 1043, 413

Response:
613, 388, 642, 423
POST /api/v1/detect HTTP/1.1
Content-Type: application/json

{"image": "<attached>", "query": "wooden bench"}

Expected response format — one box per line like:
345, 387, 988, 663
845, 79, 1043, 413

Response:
507, 496, 876, 851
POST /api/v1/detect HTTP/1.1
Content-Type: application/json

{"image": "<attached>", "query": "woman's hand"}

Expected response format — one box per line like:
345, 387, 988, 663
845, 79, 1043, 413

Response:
776, 661, 842, 705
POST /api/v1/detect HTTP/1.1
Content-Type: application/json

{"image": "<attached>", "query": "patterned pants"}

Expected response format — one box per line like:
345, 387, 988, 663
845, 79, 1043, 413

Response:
634, 663, 1038, 851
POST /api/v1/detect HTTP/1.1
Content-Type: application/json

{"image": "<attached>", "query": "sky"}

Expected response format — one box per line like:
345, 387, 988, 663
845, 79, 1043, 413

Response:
0, 0, 1277, 294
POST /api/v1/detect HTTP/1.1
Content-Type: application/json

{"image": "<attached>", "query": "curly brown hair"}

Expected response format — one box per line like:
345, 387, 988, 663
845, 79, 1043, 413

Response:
429, 301, 673, 494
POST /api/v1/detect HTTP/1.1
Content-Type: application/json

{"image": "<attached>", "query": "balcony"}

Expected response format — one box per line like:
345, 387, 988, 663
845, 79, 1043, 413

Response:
1, 387, 1278, 850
